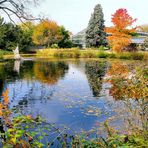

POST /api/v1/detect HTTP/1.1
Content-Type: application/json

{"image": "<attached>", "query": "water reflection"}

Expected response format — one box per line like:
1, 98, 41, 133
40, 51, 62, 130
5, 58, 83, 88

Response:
13, 60, 21, 74
34, 62, 69, 85
106, 62, 148, 132
85, 61, 107, 97
0, 59, 147, 136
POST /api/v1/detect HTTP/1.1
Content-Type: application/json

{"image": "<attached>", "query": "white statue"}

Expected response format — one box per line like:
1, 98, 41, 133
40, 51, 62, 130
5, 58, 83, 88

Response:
13, 45, 21, 60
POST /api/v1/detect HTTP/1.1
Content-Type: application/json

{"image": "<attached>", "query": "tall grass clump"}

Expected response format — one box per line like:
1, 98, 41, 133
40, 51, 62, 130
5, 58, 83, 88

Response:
97, 52, 109, 58
108, 53, 117, 58
118, 52, 146, 60
81, 51, 97, 58
36, 49, 55, 57
130, 52, 144, 60
118, 52, 132, 60
0, 52, 3, 59
54, 49, 80, 58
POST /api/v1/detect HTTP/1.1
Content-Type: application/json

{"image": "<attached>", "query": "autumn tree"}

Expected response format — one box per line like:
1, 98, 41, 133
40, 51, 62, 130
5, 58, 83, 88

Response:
85, 4, 107, 47
106, 9, 137, 52
32, 19, 62, 47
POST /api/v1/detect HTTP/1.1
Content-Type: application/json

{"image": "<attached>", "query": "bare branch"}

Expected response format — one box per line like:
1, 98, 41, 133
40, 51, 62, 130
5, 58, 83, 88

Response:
0, 0, 41, 23
2, 9, 16, 24
0, 0, 8, 5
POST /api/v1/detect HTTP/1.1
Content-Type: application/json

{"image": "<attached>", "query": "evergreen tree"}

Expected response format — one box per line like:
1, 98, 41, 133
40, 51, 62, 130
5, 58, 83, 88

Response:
58, 26, 73, 48
85, 4, 107, 47
0, 17, 33, 51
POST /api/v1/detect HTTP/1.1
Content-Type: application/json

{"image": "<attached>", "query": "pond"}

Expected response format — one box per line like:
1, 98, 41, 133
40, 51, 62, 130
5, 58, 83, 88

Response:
0, 59, 147, 147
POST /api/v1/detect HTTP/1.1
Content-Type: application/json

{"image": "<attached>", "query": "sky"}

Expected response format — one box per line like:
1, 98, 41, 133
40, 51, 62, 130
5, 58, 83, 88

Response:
4, 0, 148, 34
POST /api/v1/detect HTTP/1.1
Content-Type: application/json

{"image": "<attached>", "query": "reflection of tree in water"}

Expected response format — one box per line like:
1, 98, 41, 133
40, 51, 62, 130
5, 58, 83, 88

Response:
0, 61, 34, 97
0, 61, 69, 108
34, 62, 69, 85
107, 62, 148, 132
0, 61, 34, 81
85, 61, 107, 97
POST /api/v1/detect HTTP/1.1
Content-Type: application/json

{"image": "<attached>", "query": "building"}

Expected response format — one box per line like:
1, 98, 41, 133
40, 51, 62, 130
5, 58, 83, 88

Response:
72, 29, 86, 48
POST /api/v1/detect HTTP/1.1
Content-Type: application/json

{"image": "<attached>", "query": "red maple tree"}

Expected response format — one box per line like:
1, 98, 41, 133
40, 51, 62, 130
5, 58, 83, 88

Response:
106, 9, 137, 52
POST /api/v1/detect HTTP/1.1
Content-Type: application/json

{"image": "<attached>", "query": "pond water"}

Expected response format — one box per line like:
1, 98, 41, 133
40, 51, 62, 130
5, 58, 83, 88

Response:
0, 59, 147, 147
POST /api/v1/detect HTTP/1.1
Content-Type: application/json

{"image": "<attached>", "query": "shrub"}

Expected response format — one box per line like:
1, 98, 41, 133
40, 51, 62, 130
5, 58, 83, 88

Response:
118, 53, 132, 60
97, 52, 109, 58
98, 45, 105, 51
54, 50, 64, 58
51, 44, 59, 49
118, 52, 144, 60
108, 53, 117, 58
73, 50, 81, 58
0, 52, 3, 59
131, 53, 144, 60
37, 49, 54, 57
81, 51, 96, 58
54, 49, 80, 58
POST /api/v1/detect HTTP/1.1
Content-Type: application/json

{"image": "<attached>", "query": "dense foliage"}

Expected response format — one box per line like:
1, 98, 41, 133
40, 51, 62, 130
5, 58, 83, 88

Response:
85, 4, 107, 48
106, 9, 137, 52
0, 17, 33, 51
32, 20, 62, 47
58, 26, 73, 48
32, 20, 73, 48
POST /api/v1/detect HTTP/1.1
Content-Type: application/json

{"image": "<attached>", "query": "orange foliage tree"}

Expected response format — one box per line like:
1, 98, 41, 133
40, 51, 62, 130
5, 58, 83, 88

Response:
32, 19, 62, 47
106, 9, 137, 52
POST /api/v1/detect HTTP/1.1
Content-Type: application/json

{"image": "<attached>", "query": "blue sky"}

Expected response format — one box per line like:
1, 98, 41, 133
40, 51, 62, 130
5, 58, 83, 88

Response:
15, 0, 148, 34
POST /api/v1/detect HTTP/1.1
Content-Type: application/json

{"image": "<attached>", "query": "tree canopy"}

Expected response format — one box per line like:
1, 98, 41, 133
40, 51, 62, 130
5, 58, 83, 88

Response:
32, 20, 62, 47
32, 20, 72, 48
